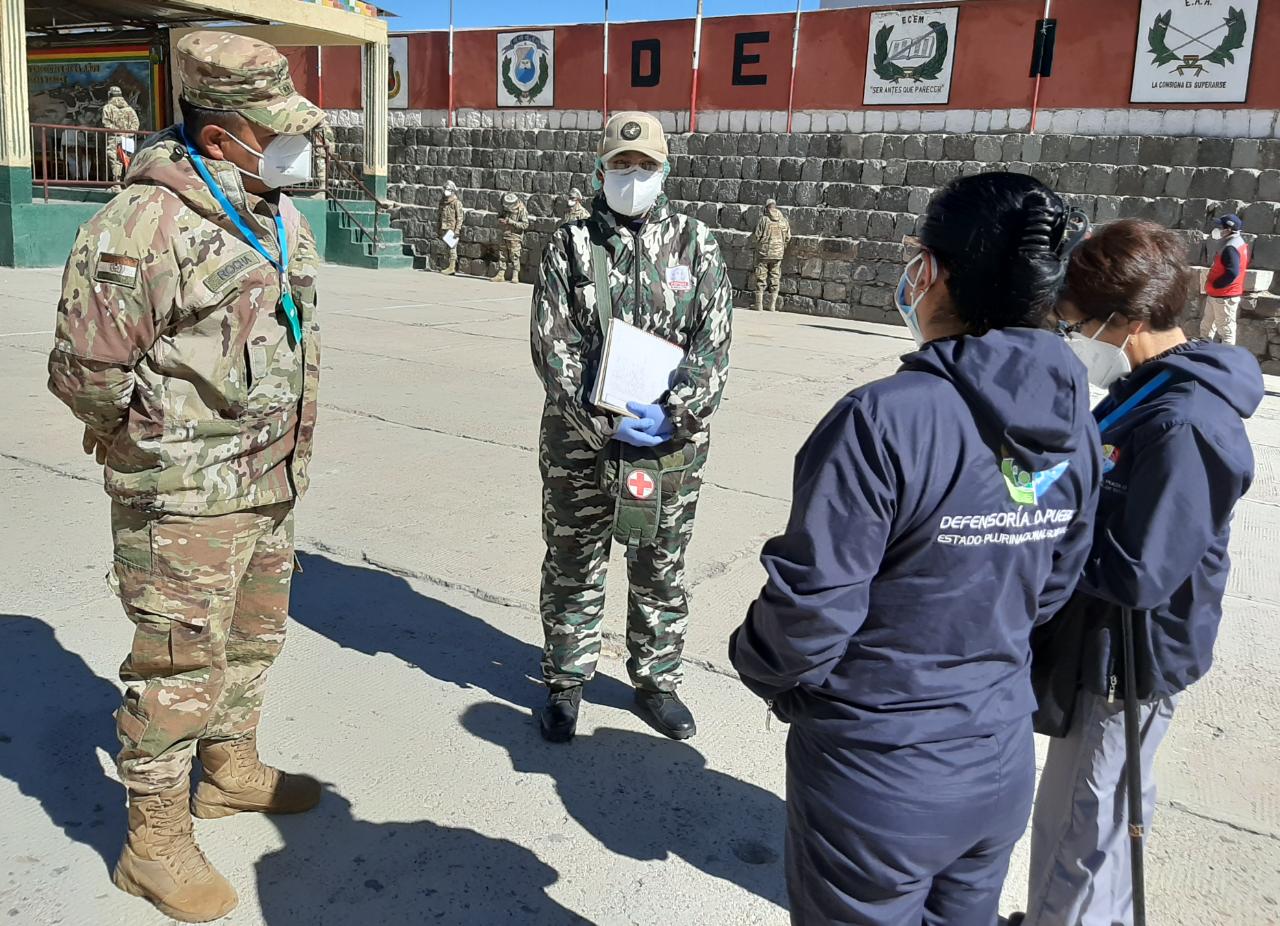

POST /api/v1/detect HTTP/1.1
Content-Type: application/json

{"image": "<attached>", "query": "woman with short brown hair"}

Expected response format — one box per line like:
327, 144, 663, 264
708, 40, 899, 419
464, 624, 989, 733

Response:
1018, 219, 1264, 925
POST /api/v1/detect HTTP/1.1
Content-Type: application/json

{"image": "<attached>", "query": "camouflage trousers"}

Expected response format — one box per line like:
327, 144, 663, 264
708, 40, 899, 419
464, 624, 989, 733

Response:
754, 258, 782, 296
106, 135, 128, 185
538, 406, 708, 693
497, 235, 523, 280
110, 501, 295, 795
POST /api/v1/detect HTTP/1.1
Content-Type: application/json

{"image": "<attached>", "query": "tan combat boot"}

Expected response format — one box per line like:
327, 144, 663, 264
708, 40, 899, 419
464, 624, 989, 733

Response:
113, 787, 238, 923
768, 293, 781, 313
489, 265, 505, 282
192, 732, 321, 818
754, 291, 765, 312
441, 259, 456, 276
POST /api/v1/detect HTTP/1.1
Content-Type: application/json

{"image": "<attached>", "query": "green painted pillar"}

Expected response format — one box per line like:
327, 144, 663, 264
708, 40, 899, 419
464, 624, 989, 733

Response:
1, 0, 34, 264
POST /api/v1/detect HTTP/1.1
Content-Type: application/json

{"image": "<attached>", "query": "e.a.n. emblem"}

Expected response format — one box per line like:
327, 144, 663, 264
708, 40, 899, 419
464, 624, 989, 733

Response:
501, 33, 551, 104
1147, 6, 1248, 76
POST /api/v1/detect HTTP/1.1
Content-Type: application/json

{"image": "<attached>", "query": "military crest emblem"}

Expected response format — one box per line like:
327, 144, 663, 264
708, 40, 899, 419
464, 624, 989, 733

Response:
864, 8, 959, 106
1131, 0, 1257, 104
498, 31, 555, 108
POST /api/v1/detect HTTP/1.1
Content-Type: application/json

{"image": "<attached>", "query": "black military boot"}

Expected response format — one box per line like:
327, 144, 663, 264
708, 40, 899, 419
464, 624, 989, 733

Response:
634, 690, 696, 740
538, 686, 582, 743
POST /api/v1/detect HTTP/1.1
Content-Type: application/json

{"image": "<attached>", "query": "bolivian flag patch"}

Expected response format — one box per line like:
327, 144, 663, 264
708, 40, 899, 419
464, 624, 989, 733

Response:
95, 253, 139, 288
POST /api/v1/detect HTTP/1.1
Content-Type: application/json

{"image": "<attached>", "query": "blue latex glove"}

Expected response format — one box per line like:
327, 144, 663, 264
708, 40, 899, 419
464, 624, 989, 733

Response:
614, 402, 674, 447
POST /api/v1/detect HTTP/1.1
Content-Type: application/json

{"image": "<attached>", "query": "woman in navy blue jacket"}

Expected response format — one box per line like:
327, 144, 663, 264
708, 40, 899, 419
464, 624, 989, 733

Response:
729, 173, 1103, 926
1015, 220, 1263, 926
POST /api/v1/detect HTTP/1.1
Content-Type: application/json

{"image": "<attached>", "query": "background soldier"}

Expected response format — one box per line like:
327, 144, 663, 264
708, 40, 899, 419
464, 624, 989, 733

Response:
563, 187, 589, 224
439, 179, 465, 275
492, 191, 528, 282
311, 121, 334, 196
100, 86, 140, 191
1201, 213, 1248, 345
48, 32, 324, 923
531, 111, 733, 744
751, 197, 791, 312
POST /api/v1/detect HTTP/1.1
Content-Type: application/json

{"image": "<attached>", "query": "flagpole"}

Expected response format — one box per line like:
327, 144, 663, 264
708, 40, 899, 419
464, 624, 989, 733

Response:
785, 0, 802, 133
603, 0, 610, 122
1029, 0, 1051, 133
447, 0, 456, 128
689, 0, 704, 133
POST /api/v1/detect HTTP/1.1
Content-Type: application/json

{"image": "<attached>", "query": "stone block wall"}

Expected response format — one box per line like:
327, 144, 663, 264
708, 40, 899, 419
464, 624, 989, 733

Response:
329, 126, 1280, 372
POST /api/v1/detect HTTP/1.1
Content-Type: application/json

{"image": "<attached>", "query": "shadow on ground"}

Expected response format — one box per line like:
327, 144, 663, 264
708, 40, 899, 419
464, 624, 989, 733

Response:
288, 553, 787, 911
0, 615, 123, 869
257, 786, 591, 925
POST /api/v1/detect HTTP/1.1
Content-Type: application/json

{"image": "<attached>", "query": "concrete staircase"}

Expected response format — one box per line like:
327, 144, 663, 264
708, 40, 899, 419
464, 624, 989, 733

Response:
325, 198, 414, 270
332, 126, 1280, 371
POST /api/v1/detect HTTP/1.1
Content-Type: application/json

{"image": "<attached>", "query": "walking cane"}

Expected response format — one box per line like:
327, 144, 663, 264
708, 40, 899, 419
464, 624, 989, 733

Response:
1120, 606, 1147, 926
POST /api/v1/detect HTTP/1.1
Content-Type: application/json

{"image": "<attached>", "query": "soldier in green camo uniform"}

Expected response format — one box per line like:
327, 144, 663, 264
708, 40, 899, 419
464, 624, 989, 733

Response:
562, 187, 590, 224
47, 31, 324, 923
439, 179, 464, 275
492, 190, 529, 282
752, 197, 791, 312
530, 111, 733, 743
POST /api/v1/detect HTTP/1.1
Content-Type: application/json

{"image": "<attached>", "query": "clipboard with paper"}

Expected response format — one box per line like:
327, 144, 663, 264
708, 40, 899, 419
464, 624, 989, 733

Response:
586, 241, 686, 416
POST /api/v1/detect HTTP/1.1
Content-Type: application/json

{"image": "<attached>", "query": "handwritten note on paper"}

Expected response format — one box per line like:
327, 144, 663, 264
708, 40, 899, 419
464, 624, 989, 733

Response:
590, 320, 685, 416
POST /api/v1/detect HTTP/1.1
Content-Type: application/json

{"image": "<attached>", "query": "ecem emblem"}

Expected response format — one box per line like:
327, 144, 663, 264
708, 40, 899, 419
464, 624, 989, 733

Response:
621, 121, 642, 141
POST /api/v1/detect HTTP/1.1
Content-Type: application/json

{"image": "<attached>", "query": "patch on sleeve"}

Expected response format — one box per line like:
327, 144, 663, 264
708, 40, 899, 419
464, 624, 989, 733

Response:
94, 253, 139, 288
202, 252, 261, 295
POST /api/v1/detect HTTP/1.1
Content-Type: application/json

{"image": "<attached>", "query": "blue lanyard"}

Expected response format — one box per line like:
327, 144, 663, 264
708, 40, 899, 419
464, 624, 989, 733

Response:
1096, 370, 1174, 434
179, 127, 302, 344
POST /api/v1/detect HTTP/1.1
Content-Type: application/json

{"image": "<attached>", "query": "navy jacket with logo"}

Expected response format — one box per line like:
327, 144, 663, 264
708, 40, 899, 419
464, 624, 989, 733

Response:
1077, 340, 1261, 699
730, 329, 1102, 746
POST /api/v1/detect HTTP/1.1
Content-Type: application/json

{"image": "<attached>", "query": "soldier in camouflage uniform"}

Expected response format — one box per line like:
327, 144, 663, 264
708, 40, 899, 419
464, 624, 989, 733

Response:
562, 186, 590, 224
101, 86, 140, 191
48, 32, 325, 923
752, 198, 791, 312
531, 112, 733, 743
492, 191, 529, 282
439, 180, 464, 275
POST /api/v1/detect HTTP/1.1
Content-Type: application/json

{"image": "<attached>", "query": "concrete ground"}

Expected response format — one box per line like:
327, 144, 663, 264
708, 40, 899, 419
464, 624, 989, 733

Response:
2, 264, 1278, 926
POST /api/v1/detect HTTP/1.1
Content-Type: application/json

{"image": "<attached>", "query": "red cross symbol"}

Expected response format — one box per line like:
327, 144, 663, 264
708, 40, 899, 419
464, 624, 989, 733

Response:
626, 470, 656, 500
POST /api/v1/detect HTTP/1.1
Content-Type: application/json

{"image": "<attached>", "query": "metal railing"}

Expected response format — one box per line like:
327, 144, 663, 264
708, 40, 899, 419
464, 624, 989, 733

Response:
310, 134, 385, 248
30, 122, 149, 201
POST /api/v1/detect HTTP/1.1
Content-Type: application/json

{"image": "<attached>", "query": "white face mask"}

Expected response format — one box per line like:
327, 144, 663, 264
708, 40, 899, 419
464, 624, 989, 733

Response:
894, 252, 936, 348
1211, 228, 1224, 240
1064, 314, 1132, 390
603, 165, 664, 217
227, 130, 313, 189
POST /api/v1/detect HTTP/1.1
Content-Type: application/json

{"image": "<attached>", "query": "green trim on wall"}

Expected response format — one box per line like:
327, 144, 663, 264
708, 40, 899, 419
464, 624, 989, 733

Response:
0, 201, 102, 267
0, 165, 33, 205
293, 197, 329, 258
361, 171, 388, 200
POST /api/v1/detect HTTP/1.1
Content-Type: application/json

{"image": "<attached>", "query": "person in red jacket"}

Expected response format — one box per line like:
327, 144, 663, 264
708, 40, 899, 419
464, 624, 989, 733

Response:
1200, 213, 1248, 345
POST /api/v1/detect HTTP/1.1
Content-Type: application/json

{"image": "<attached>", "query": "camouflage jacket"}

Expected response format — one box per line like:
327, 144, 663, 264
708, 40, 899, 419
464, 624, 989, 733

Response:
439, 197, 464, 236
531, 194, 733, 451
752, 211, 791, 260
499, 200, 529, 238
48, 127, 321, 516
562, 201, 590, 225
101, 98, 140, 135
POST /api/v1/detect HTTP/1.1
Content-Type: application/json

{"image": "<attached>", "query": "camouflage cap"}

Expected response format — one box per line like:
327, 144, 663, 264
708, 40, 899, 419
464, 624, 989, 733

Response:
176, 31, 323, 136
599, 111, 667, 165
108, 86, 122, 98
444, 179, 458, 193
503, 192, 518, 204
569, 187, 582, 200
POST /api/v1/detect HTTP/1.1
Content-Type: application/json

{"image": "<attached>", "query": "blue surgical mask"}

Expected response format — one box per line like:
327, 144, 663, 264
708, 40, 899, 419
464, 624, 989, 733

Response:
895, 252, 937, 348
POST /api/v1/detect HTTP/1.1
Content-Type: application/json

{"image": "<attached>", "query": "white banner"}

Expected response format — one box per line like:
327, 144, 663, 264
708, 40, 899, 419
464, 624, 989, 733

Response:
388, 36, 409, 110
864, 7, 959, 106
498, 30, 555, 108
1130, 0, 1258, 104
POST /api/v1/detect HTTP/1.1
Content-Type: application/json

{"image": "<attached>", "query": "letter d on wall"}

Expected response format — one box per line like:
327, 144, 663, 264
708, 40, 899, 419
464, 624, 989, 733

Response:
632, 38, 661, 88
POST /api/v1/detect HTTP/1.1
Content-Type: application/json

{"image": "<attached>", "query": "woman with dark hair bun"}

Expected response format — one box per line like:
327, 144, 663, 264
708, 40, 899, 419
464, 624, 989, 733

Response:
1014, 219, 1263, 926
730, 172, 1102, 926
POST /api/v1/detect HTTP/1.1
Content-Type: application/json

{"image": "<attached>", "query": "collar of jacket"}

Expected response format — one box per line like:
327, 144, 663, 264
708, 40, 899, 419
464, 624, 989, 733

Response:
126, 126, 278, 241
591, 193, 674, 240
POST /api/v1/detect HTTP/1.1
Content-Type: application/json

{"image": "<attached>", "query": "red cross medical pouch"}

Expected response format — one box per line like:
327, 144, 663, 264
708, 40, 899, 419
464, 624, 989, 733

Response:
599, 442, 695, 554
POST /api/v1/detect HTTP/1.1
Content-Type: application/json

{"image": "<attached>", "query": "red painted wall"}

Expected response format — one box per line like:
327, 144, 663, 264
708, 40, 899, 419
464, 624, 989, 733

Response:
281, 46, 319, 105
297, 0, 1280, 115
697, 13, 793, 112
607, 19, 694, 113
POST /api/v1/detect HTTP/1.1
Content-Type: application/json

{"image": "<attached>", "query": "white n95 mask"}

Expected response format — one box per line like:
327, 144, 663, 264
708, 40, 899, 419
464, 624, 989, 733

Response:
603, 166, 663, 217
228, 131, 313, 189
1064, 313, 1132, 390
894, 251, 936, 348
